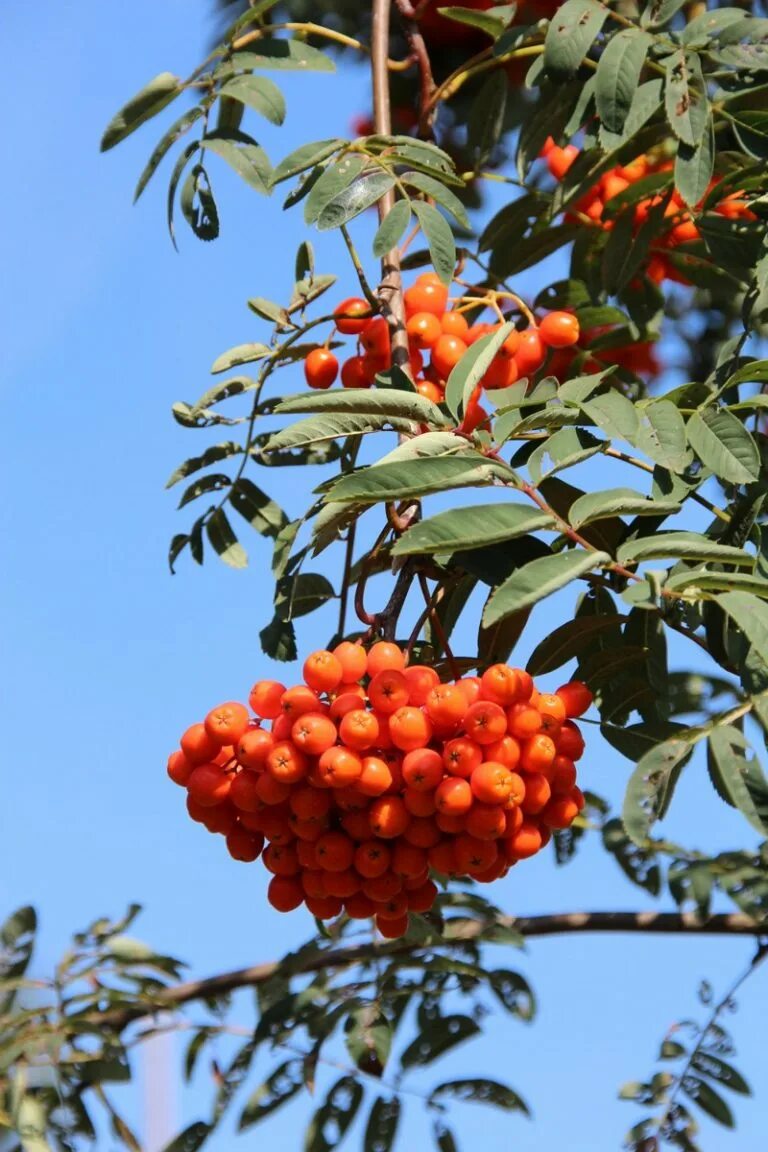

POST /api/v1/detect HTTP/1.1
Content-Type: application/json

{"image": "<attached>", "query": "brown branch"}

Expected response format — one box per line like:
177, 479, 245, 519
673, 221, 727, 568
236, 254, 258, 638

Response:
372, 0, 409, 369
96, 911, 765, 1034
393, 0, 437, 137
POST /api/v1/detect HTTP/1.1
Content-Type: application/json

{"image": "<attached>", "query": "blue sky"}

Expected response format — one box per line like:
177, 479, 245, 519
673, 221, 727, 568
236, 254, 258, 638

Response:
2, 2, 767, 1150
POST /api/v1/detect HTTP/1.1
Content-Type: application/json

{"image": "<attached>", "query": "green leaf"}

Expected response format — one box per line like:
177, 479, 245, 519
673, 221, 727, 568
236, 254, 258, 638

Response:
527, 613, 625, 674
344, 1006, 392, 1075
718, 592, 768, 666
305, 1077, 364, 1152
617, 533, 753, 566
403, 172, 470, 230
707, 726, 768, 836
595, 30, 653, 133
260, 615, 297, 661
487, 969, 536, 1020
528, 427, 604, 483
675, 113, 715, 208
167, 141, 200, 247
580, 391, 640, 443
484, 549, 610, 626
364, 1097, 401, 1152
400, 1015, 480, 1069
373, 199, 412, 259
222, 40, 335, 73
445, 323, 515, 418
275, 386, 449, 427
178, 474, 230, 509
266, 412, 413, 452
218, 74, 285, 125
430, 1078, 529, 1115
211, 343, 271, 374
622, 736, 696, 844
271, 138, 343, 185
683, 1078, 735, 1128
634, 401, 691, 472
666, 569, 768, 598
239, 1060, 305, 1130
157, 1122, 212, 1152
413, 202, 456, 285
318, 170, 396, 231
569, 487, 681, 528
393, 502, 556, 555
166, 442, 243, 488
664, 50, 709, 147
602, 818, 661, 894
544, 0, 608, 79
180, 165, 219, 241
134, 106, 205, 203
437, 5, 512, 37
101, 72, 181, 151
230, 478, 287, 538
687, 409, 761, 484
200, 131, 271, 194
329, 454, 506, 504
304, 154, 367, 225
690, 1053, 751, 1096
247, 296, 289, 325
641, 0, 687, 28
468, 72, 508, 166
207, 508, 248, 568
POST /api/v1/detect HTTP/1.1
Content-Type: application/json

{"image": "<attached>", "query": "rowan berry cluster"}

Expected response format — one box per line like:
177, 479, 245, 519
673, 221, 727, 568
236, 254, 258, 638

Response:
543, 138, 756, 286
304, 272, 581, 408
167, 641, 590, 939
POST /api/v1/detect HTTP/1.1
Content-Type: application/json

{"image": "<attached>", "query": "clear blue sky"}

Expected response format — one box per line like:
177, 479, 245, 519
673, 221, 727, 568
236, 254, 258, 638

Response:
2, 2, 766, 1149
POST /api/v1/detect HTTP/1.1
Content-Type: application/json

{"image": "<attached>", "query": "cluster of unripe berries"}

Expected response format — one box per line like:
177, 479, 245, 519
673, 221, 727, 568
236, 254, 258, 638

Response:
304, 273, 581, 408
543, 138, 756, 286
167, 641, 590, 939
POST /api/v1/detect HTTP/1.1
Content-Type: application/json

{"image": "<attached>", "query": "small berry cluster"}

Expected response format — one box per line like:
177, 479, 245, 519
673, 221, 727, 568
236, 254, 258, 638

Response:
167, 642, 590, 939
543, 139, 756, 286
304, 272, 581, 405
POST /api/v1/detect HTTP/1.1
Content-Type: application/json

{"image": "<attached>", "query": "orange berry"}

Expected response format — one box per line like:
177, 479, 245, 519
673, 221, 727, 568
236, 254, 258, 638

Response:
354, 839, 391, 878
463, 701, 507, 745
180, 723, 220, 766
229, 770, 264, 812
335, 297, 374, 335
303, 650, 344, 693
345, 892, 377, 919
403, 787, 437, 817
539, 311, 580, 349
369, 795, 411, 838
281, 685, 321, 719
304, 348, 339, 389
360, 316, 390, 357
436, 811, 466, 834
443, 736, 483, 778
406, 879, 438, 913
431, 334, 467, 378
466, 803, 507, 840
429, 839, 457, 874
407, 311, 443, 348
266, 741, 308, 784
504, 804, 524, 837
435, 776, 473, 815
483, 355, 518, 389
470, 762, 515, 805
403, 816, 442, 847
203, 700, 249, 746
291, 712, 338, 756
248, 680, 286, 720
296, 840, 320, 869
519, 733, 557, 775
551, 755, 577, 794
340, 809, 374, 841
389, 707, 433, 752
454, 834, 497, 874
480, 664, 521, 706
425, 684, 468, 729
391, 840, 429, 877
316, 831, 355, 872
557, 720, 586, 761
236, 727, 274, 770
226, 826, 264, 862
362, 872, 403, 901
368, 669, 410, 714
339, 709, 379, 751
403, 664, 440, 706
263, 841, 300, 876
515, 669, 534, 701
556, 680, 593, 717
341, 355, 373, 389
404, 279, 449, 317
483, 735, 520, 771
323, 869, 362, 899
304, 894, 344, 920
301, 870, 327, 899
402, 748, 444, 791
505, 819, 543, 860
441, 310, 469, 339
376, 892, 409, 921
541, 795, 580, 829
376, 913, 410, 938
188, 764, 232, 807
536, 692, 568, 724
455, 677, 483, 706
367, 641, 406, 677
515, 328, 546, 376
257, 807, 293, 844
167, 750, 194, 787
317, 746, 362, 787
270, 713, 294, 742
333, 641, 368, 683
507, 703, 542, 741
329, 689, 367, 722
521, 772, 552, 815
289, 786, 332, 822
547, 144, 578, 180
358, 755, 394, 797
200, 802, 238, 836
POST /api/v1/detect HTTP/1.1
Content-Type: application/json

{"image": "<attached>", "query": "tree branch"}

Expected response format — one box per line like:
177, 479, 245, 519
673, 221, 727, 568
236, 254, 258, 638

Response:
97, 911, 766, 1033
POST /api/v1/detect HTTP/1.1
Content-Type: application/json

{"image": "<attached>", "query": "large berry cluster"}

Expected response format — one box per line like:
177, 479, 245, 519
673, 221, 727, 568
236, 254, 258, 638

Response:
543, 139, 756, 286
305, 272, 581, 405
167, 642, 590, 939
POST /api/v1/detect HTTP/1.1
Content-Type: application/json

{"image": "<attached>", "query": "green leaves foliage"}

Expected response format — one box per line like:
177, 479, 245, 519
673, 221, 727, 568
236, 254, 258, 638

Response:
392, 503, 556, 555
623, 736, 696, 844
544, 0, 607, 79
483, 549, 611, 627
596, 30, 653, 134
101, 72, 182, 151
686, 409, 761, 484
413, 202, 457, 285
400, 1015, 480, 1069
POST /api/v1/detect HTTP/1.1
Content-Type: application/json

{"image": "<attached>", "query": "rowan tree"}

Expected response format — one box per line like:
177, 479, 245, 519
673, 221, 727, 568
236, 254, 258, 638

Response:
3, 0, 768, 1149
